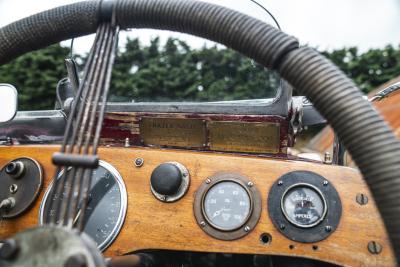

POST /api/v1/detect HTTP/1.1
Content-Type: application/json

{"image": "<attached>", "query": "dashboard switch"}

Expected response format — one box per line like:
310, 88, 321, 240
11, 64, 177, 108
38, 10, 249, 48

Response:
150, 162, 190, 202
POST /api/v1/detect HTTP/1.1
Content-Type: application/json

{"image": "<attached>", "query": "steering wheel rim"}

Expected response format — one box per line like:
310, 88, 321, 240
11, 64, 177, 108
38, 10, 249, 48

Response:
1, 0, 399, 263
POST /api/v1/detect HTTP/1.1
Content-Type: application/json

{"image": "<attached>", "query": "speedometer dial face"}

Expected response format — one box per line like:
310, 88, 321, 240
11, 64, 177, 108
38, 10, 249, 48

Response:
39, 161, 127, 251
203, 181, 251, 231
281, 184, 326, 228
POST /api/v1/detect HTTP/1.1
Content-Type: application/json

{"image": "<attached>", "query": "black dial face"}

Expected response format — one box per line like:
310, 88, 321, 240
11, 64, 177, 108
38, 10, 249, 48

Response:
281, 184, 326, 228
39, 161, 127, 251
203, 181, 251, 231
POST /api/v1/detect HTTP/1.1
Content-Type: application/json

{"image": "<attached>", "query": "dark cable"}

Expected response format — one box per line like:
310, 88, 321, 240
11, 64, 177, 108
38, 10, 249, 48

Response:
249, 0, 281, 30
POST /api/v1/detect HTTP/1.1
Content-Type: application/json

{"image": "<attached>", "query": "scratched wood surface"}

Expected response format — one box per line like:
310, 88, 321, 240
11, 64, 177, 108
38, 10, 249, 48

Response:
0, 145, 395, 266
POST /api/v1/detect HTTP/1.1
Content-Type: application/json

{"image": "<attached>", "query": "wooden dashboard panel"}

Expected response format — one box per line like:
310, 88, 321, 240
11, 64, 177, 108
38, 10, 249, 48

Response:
0, 145, 395, 267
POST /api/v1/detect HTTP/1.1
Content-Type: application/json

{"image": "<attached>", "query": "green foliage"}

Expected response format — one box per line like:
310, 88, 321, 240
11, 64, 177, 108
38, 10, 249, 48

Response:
110, 38, 279, 102
0, 38, 399, 110
0, 44, 70, 110
322, 45, 400, 93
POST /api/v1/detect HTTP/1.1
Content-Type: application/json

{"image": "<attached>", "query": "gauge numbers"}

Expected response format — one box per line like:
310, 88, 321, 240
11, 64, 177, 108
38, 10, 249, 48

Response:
39, 161, 127, 251
203, 181, 251, 231
281, 184, 327, 228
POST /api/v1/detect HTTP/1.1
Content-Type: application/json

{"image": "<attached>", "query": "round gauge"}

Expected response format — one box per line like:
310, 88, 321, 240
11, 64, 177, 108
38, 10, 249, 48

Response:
39, 161, 127, 251
203, 181, 251, 231
194, 173, 262, 240
281, 184, 327, 228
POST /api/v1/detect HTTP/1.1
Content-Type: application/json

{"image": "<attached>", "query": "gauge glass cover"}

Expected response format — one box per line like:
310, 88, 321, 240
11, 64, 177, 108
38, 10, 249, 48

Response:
39, 161, 127, 251
203, 181, 251, 231
281, 184, 326, 228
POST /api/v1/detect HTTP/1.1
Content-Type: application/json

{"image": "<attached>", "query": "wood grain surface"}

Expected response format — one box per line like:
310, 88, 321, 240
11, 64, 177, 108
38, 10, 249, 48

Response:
0, 145, 395, 266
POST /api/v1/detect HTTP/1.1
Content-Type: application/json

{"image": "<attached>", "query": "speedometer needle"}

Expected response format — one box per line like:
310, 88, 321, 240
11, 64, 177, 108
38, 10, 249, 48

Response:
212, 208, 231, 218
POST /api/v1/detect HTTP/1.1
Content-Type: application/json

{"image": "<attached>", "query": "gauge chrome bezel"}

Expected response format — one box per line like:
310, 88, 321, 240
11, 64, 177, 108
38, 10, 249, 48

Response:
202, 179, 253, 231
268, 170, 342, 243
280, 182, 328, 228
38, 160, 127, 252
194, 173, 262, 240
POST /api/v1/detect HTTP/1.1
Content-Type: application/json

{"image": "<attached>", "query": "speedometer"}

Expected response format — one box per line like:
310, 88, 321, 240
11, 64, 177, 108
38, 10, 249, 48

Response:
39, 161, 127, 251
194, 173, 262, 240
203, 181, 251, 231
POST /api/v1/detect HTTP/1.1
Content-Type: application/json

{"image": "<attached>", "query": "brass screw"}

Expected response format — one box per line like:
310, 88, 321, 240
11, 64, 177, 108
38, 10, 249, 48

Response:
9, 184, 18, 194
367, 241, 382, 254
356, 193, 368, 205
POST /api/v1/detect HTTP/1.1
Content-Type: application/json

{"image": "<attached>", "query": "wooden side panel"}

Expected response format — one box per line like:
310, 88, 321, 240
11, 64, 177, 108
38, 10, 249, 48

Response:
0, 145, 395, 266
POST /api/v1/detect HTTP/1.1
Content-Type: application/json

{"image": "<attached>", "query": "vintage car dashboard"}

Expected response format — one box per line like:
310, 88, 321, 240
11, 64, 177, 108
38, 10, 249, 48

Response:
0, 145, 395, 266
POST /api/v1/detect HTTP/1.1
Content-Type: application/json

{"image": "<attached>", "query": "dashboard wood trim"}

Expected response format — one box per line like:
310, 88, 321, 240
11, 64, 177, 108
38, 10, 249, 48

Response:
0, 145, 395, 266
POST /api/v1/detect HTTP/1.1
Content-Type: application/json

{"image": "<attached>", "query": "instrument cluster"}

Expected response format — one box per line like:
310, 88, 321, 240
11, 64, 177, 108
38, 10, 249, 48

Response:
1, 155, 342, 253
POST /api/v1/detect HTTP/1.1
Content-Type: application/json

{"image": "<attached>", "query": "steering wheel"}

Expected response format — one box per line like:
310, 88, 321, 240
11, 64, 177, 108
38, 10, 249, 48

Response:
1, 0, 399, 264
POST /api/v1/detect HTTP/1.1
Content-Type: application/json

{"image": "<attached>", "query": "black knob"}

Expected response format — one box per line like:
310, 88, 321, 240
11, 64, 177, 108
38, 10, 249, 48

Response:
5, 162, 18, 175
0, 239, 19, 260
5, 161, 24, 178
64, 254, 87, 267
151, 163, 183, 195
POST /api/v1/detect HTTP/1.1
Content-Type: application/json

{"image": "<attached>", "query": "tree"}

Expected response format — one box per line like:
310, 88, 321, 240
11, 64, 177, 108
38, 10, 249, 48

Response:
0, 44, 69, 110
1, 39, 399, 111
322, 45, 400, 93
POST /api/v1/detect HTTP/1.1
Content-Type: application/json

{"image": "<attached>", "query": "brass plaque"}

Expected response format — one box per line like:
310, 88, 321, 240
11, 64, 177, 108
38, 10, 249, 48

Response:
209, 121, 280, 153
140, 117, 206, 148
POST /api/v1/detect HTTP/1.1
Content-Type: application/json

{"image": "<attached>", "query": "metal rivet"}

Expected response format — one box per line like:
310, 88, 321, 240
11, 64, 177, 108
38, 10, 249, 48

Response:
324, 152, 332, 164
205, 178, 211, 184
134, 158, 144, 167
124, 138, 130, 147
278, 180, 283, 186
247, 181, 254, 187
244, 226, 251, 232
279, 224, 285, 230
0, 239, 19, 260
9, 184, 18, 194
323, 180, 329, 186
356, 193, 368, 205
325, 225, 332, 232
200, 221, 206, 227
367, 241, 382, 254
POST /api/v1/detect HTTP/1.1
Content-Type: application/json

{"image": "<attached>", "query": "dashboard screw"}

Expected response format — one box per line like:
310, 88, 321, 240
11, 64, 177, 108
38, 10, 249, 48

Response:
323, 180, 329, 186
325, 225, 332, 232
244, 226, 251, 232
9, 184, 18, 194
134, 158, 144, 167
367, 241, 382, 254
206, 178, 211, 184
279, 224, 286, 230
200, 221, 206, 227
278, 180, 283, 186
356, 193, 368, 205
0, 239, 19, 260
247, 181, 254, 187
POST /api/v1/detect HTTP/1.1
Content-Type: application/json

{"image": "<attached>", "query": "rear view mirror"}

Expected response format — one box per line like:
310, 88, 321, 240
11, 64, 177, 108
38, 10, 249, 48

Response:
0, 84, 18, 123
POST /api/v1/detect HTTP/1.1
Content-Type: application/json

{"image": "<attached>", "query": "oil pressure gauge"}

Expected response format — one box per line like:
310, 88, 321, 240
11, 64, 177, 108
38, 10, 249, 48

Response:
194, 173, 261, 240
268, 171, 342, 243
281, 184, 327, 228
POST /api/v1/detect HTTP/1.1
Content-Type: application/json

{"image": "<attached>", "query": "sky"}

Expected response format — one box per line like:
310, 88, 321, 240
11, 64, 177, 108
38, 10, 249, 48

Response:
0, 0, 399, 54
